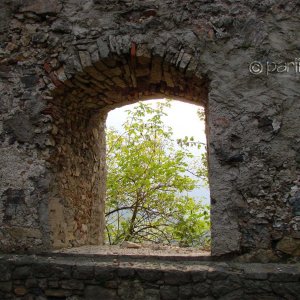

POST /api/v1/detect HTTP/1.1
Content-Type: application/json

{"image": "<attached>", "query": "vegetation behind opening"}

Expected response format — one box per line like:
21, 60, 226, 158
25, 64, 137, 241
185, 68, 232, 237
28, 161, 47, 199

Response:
105, 101, 210, 249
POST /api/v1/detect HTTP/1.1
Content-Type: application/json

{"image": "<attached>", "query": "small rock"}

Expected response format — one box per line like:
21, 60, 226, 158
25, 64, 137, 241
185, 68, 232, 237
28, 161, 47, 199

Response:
276, 236, 300, 256
14, 286, 27, 296
51, 19, 72, 33
121, 241, 141, 249
32, 32, 49, 44
151, 244, 163, 250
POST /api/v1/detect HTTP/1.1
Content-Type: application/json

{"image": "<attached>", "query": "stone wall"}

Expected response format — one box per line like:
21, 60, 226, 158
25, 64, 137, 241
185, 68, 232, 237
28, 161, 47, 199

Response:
1, 254, 300, 299
0, 0, 300, 259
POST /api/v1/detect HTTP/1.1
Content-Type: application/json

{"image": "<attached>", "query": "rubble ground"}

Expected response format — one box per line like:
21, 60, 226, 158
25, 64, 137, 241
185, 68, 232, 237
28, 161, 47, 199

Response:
54, 243, 211, 258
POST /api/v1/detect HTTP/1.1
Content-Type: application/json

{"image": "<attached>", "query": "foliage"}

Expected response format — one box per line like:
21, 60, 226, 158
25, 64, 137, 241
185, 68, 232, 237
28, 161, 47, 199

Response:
176, 108, 209, 186
105, 101, 210, 248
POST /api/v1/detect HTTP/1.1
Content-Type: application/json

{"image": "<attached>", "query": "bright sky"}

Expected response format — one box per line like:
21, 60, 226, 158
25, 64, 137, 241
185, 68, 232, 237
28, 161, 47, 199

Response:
106, 99, 210, 205
107, 99, 207, 142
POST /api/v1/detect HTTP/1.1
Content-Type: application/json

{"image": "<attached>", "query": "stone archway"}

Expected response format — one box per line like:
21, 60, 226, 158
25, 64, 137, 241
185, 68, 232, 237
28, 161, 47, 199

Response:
46, 44, 209, 250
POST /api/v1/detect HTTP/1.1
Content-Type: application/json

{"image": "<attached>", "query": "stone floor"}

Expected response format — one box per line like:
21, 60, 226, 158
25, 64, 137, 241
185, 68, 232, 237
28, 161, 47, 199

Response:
53, 244, 211, 260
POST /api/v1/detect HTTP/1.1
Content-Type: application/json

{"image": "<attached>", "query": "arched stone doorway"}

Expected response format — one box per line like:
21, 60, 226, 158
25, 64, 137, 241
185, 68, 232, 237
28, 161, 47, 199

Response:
47, 46, 211, 251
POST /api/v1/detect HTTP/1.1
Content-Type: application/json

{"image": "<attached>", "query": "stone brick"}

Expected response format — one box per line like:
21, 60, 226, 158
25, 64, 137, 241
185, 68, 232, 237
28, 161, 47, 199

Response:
179, 284, 193, 298
104, 280, 118, 289
117, 268, 135, 278
97, 38, 110, 59
150, 56, 162, 84
164, 271, 190, 285
191, 271, 207, 283
243, 280, 272, 294
3, 114, 35, 143
61, 280, 84, 290
85, 66, 106, 82
72, 266, 94, 280
268, 272, 300, 282
137, 269, 162, 282
0, 264, 11, 281
136, 45, 151, 65
13, 266, 32, 280
14, 286, 27, 296
45, 289, 72, 297
276, 236, 300, 256
193, 282, 210, 297
112, 76, 126, 88
104, 67, 122, 77
271, 282, 300, 298
25, 278, 37, 288
118, 281, 144, 299
79, 51, 92, 68
0, 282, 12, 293
36, 264, 72, 279
211, 279, 242, 298
19, 0, 62, 15
94, 267, 115, 281
85, 286, 119, 300
207, 269, 229, 281
160, 285, 178, 300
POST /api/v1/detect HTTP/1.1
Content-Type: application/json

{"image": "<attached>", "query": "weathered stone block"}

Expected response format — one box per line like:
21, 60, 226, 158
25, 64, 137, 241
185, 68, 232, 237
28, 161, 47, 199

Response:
179, 284, 193, 297
85, 286, 119, 300
117, 268, 135, 278
271, 282, 300, 299
211, 279, 242, 298
79, 52, 92, 69
137, 269, 162, 282
3, 114, 35, 144
0, 282, 12, 293
289, 192, 300, 216
45, 289, 72, 297
13, 266, 32, 280
61, 280, 85, 290
118, 281, 144, 299
25, 278, 38, 288
160, 285, 178, 300
164, 271, 190, 285
276, 237, 300, 256
243, 280, 272, 294
97, 38, 110, 59
150, 57, 162, 84
19, 0, 62, 15
14, 286, 27, 296
191, 270, 207, 283
193, 282, 210, 297
145, 289, 160, 300
72, 265, 94, 280
94, 267, 115, 281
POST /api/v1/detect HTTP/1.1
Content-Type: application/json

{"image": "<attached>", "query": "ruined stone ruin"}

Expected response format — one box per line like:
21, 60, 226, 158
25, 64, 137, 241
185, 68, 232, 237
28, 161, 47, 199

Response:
1, 0, 300, 298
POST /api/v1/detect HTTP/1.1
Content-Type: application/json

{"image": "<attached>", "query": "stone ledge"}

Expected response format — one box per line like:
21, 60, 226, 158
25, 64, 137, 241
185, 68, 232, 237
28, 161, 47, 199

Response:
0, 254, 299, 299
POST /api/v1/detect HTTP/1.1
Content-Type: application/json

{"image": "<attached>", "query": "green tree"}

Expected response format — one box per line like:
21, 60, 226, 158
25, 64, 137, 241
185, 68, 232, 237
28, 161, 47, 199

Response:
177, 107, 209, 186
105, 101, 210, 247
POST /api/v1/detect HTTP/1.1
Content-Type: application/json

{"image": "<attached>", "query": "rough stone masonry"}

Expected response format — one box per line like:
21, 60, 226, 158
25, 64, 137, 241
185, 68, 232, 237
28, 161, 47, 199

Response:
1, 254, 300, 300
0, 0, 300, 261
